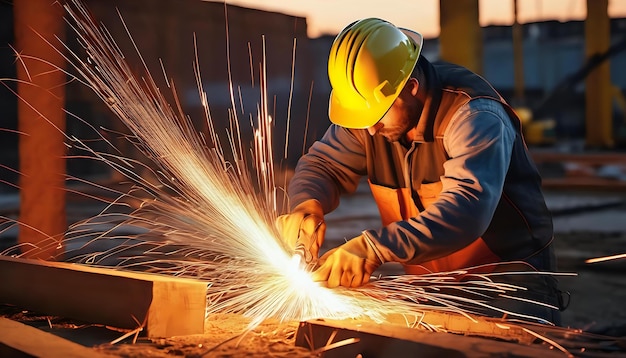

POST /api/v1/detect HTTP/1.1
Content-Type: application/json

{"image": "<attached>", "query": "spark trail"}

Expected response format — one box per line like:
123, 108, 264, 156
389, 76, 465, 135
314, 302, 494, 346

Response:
2, 0, 566, 330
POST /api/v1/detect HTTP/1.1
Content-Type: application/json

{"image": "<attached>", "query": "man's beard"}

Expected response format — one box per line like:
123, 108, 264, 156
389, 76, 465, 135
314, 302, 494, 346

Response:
379, 125, 409, 142
378, 102, 421, 143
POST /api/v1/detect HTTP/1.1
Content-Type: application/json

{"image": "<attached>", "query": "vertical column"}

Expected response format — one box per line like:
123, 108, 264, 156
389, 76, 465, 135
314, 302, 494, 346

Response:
585, 0, 613, 148
512, 0, 525, 106
14, 0, 66, 259
439, 0, 483, 74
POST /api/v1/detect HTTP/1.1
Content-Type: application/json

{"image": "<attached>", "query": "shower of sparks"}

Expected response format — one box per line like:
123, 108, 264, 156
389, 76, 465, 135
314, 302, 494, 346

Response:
1, 0, 569, 330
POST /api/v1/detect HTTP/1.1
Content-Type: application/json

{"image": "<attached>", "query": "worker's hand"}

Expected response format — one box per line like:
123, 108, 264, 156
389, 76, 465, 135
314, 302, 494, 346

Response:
311, 234, 382, 288
275, 199, 326, 260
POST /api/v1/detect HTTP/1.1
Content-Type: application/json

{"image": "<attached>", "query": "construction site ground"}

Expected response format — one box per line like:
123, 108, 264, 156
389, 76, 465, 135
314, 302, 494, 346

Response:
1, 149, 626, 356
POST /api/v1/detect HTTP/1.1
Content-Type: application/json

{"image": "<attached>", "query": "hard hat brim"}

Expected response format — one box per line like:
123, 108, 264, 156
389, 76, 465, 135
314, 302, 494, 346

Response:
328, 27, 423, 129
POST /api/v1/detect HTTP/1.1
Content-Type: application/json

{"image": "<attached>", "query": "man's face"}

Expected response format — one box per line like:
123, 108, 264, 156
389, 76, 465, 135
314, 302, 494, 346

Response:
367, 80, 420, 142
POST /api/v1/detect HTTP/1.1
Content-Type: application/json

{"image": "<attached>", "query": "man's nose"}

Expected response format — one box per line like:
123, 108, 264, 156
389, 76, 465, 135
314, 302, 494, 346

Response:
367, 122, 383, 136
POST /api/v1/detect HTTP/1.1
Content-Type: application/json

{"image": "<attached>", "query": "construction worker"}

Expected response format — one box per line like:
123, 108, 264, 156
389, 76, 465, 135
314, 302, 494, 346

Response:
277, 18, 562, 325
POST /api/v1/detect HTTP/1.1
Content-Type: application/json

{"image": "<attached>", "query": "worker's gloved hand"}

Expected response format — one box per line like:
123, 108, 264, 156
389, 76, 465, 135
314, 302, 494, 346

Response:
275, 199, 326, 261
312, 234, 382, 288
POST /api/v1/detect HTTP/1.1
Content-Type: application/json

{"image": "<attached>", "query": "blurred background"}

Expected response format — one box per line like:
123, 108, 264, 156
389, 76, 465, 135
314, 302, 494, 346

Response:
0, 0, 626, 186
1, 0, 625, 333
2, 0, 626, 180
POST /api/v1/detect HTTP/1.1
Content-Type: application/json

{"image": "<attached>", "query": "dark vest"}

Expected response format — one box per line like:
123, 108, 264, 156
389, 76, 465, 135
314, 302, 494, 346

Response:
354, 57, 554, 273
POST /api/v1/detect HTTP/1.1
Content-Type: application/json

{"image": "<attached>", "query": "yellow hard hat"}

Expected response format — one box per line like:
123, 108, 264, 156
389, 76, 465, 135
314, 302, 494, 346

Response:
328, 18, 423, 129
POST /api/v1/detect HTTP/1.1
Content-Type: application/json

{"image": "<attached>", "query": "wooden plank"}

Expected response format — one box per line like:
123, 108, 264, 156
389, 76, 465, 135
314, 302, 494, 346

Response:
0, 317, 114, 358
530, 152, 626, 190
541, 176, 626, 190
295, 318, 566, 358
531, 152, 626, 165
0, 255, 207, 337
385, 311, 536, 344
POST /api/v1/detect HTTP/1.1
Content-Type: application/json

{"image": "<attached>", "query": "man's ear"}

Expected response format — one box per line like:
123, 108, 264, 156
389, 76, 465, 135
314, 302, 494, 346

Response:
406, 78, 419, 96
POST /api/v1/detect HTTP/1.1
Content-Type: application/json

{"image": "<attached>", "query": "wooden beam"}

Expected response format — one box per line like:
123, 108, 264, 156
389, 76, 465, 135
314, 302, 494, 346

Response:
540, 176, 626, 190
295, 318, 566, 358
385, 311, 536, 344
0, 255, 207, 337
531, 151, 626, 190
531, 152, 626, 165
0, 317, 114, 358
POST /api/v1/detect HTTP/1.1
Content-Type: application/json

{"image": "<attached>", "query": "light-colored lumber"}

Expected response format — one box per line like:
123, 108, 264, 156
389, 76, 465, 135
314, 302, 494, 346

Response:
0, 317, 114, 358
0, 255, 207, 337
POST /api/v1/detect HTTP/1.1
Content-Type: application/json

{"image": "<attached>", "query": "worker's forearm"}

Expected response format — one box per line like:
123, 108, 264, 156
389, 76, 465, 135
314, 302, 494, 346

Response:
291, 199, 324, 217
287, 125, 366, 213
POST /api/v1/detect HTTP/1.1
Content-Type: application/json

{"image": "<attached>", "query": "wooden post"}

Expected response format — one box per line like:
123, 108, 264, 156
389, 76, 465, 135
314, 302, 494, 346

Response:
439, 0, 483, 74
14, 0, 67, 259
585, 0, 613, 148
512, 0, 525, 106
